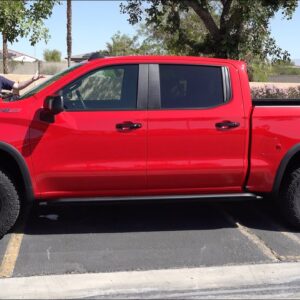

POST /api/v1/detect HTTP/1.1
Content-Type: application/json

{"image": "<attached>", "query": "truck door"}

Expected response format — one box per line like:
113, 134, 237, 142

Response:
30, 64, 148, 198
147, 63, 247, 194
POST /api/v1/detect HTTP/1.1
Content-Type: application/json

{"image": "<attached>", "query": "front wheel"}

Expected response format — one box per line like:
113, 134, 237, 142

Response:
0, 171, 20, 238
279, 168, 300, 228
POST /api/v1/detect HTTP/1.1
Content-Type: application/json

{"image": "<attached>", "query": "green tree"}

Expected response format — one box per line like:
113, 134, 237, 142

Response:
43, 49, 62, 62
0, 0, 59, 73
137, 8, 208, 55
100, 31, 164, 56
121, 0, 298, 62
105, 31, 140, 56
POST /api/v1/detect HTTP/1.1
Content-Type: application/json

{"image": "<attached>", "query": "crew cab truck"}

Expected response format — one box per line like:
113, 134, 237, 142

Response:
1, 55, 300, 237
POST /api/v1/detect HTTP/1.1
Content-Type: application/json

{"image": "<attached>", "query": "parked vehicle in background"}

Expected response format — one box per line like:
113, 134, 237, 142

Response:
1, 55, 300, 237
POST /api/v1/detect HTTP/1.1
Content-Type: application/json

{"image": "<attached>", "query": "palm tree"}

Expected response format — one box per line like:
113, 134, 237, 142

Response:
2, 32, 9, 74
67, 0, 72, 67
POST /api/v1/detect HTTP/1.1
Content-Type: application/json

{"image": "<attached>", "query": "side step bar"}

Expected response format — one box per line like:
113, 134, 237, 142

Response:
38, 193, 260, 205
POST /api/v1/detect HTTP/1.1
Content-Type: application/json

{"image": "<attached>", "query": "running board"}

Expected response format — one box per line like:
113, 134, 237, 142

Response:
38, 193, 260, 205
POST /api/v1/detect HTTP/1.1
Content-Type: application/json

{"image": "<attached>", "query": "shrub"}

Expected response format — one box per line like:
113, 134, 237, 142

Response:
251, 85, 300, 99
43, 49, 62, 62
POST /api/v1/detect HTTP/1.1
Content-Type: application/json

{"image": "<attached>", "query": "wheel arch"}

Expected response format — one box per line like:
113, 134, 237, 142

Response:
273, 143, 300, 196
0, 142, 34, 203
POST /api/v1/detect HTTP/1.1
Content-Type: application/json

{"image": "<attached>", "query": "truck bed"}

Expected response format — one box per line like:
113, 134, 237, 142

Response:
247, 103, 300, 193
253, 98, 300, 106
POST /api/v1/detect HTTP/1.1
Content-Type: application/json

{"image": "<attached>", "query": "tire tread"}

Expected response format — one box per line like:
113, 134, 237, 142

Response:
0, 170, 20, 238
279, 168, 300, 228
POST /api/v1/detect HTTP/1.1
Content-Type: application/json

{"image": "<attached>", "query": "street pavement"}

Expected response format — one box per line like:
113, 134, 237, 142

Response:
1, 198, 300, 297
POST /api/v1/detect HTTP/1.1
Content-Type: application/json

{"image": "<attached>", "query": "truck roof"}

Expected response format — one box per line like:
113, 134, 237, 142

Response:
86, 55, 246, 69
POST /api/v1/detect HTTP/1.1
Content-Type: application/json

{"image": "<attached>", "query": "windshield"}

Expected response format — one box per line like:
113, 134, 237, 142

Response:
18, 63, 85, 100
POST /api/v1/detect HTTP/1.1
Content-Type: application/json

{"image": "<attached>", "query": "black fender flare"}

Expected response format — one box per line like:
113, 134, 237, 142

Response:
273, 143, 300, 196
0, 142, 34, 202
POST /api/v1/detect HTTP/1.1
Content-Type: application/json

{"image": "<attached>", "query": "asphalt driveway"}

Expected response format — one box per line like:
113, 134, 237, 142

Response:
1, 198, 300, 278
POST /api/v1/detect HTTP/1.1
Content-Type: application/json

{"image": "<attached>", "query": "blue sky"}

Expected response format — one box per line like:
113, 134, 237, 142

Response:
3, 0, 300, 60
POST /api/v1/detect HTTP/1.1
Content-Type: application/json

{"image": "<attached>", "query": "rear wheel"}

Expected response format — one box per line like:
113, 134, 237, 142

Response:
279, 168, 300, 228
0, 171, 20, 238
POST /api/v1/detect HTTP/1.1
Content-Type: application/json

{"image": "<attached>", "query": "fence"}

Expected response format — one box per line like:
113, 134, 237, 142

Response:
0, 60, 74, 75
2, 60, 300, 82
268, 75, 300, 83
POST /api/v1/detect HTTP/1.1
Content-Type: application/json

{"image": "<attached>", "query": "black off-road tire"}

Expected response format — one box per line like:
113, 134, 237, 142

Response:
279, 168, 300, 229
0, 171, 20, 238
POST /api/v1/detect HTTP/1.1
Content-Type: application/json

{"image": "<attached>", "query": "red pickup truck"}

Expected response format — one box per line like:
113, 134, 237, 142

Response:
1, 55, 300, 237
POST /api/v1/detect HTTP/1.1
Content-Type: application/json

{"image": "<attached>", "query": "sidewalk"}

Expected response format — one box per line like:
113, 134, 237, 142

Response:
1, 262, 300, 299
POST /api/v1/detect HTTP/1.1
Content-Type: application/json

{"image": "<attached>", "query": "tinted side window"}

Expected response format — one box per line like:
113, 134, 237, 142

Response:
60, 65, 138, 110
159, 65, 225, 109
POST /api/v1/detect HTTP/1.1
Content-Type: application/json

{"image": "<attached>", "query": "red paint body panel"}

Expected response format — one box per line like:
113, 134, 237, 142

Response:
30, 110, 147, 198
248, 106, 300, 192
0, 97, 38, 193
0, 55, 298, 200
147, 108, 247, 192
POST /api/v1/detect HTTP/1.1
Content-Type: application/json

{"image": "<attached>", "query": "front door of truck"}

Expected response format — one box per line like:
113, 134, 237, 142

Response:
30, 64, 147, 198
147, 63, 247, 194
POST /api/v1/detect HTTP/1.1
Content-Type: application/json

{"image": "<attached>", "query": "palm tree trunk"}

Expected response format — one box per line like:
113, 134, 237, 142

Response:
67, 0, 72, 67
2, 32, 9, 74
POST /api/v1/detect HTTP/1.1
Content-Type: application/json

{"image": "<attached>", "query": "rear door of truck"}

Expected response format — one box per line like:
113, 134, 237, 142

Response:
147, 61, 248, 194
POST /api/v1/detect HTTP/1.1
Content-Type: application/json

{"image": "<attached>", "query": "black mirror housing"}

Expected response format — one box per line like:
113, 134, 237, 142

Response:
44, 95, 64, 115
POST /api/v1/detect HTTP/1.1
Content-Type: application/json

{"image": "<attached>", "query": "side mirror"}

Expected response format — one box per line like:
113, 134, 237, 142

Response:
44, 95, 64, 115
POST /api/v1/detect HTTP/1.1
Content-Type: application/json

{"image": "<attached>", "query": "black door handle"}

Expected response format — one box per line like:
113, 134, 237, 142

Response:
116, 121, 142, 131
215, 120, 240, 130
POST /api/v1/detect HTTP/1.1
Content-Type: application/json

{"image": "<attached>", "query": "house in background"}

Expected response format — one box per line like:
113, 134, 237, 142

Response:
0, 49, 38, 62
68, 52, 96, 63
68, 51, 110, 63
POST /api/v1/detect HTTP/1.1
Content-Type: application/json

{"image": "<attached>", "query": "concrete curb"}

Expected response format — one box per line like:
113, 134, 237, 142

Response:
1, 262, 300, 299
